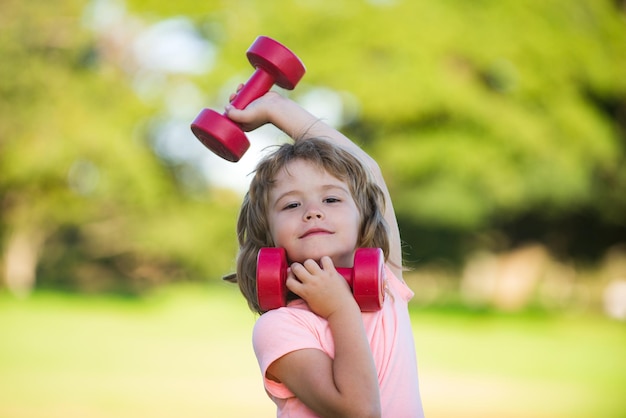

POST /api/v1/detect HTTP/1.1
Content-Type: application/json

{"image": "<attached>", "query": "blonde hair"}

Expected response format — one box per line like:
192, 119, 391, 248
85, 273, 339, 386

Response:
233, 138, 390, 314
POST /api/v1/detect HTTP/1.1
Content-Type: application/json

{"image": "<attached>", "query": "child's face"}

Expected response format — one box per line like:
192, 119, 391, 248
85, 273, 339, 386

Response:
267, 159, 361, 267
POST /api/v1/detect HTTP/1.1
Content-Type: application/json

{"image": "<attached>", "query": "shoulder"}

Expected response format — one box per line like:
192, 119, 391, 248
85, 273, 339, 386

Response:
253, 301, 326, 348
254, 300, 319, 327
384, 265, 414, 303
252, 302, 332, 378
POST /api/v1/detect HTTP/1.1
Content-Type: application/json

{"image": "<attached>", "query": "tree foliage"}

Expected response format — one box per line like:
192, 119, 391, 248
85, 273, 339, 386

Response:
0, 0, 238, 294
1, 0, 625, 294
127, 0, 626, 262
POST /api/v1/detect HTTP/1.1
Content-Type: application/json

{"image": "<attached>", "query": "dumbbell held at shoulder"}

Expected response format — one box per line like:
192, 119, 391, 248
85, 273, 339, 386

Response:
256, 247, 385, 313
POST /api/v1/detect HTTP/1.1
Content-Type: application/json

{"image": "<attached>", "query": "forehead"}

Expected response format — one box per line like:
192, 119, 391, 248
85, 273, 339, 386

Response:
271, 159, 348, 192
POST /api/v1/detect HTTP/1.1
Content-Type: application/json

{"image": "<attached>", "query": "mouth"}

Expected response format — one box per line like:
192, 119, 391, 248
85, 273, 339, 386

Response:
299, 228, 333, 239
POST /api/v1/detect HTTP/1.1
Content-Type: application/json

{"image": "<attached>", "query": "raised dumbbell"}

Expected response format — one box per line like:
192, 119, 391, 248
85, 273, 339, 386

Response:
190, 36, 306, 162
256, 247, 385, 312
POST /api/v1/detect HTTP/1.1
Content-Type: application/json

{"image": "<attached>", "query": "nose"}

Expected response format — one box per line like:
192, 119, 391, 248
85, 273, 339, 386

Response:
304, 205, 324, 221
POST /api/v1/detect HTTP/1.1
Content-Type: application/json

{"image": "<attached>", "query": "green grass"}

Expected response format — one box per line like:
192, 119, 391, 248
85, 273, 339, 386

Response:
0, 284, 273, 418
413, 310, 626, 417
1, 284, 625, 418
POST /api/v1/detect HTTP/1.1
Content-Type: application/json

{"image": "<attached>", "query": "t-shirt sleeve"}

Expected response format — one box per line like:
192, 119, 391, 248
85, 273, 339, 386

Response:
252, 306, 328, 399
385, 266, 415, 303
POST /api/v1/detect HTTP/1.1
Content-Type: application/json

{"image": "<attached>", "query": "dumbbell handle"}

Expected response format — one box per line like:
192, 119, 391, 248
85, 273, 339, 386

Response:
229, 69, 274, 110
335, 267, 355, 285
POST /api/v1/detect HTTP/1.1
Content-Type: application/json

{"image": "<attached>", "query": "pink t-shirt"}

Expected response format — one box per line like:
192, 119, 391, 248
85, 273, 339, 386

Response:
252, 266, 425, 417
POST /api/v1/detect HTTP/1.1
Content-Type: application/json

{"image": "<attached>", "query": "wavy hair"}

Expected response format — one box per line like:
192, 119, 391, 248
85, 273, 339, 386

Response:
232, 138, 390, 314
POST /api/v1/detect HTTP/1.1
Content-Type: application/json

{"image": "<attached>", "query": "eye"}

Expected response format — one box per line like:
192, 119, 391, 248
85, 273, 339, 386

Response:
324, 197, 341, 204
282, 202, 300, 210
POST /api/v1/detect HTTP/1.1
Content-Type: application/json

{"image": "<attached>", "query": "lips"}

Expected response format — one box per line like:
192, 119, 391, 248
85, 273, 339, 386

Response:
299, 228, 333, 238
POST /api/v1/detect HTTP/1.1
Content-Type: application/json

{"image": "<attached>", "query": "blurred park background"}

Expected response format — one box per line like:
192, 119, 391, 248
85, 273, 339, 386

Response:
1, 0, 625, 416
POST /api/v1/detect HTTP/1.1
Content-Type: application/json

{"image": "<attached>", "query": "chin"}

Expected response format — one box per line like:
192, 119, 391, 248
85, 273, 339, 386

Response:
306, 253, 356, 268
287, 249, 329, 264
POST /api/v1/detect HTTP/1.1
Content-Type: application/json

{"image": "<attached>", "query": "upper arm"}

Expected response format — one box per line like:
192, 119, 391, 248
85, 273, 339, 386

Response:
267, 348, 380, 417
267, 349, 341, 416
367, 159, 403, 279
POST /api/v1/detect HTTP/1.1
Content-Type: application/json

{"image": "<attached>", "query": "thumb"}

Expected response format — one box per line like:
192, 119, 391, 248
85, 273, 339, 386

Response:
224, 104, 247, 123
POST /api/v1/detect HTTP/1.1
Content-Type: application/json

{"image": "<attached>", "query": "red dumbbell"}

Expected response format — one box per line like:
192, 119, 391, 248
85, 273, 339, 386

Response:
190, 36, 306, 162
256, 247, 385, 312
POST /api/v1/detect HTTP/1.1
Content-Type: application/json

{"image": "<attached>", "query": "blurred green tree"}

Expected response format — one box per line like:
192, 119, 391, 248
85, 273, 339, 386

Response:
1, 0, 625, 296
127, 0, 626, 264
0, 0, 238, 295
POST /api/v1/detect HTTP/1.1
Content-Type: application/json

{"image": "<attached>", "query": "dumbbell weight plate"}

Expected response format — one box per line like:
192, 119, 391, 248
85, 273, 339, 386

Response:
190, 109, 250, 162
352, 248, 385, 311
257, 247, 289, 312
246, 36, 306, 90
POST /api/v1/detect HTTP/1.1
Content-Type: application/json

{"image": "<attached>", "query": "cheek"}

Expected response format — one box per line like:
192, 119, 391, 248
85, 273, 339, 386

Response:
267, 212, 288, 246
351, 209, 363, 240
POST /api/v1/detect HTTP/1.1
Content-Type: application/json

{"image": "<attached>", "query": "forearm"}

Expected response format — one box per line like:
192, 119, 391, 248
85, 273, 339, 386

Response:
268, 95, 378, 170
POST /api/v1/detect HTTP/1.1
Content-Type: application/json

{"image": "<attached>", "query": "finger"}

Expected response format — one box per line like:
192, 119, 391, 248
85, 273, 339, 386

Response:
285, 273, 304, 295
302, 259, 321, 274
286, 265, 301, 282
228, 85, 244, 102
319, 256, 335, 271
224, 105, 246, 123
290, 262, 309, 281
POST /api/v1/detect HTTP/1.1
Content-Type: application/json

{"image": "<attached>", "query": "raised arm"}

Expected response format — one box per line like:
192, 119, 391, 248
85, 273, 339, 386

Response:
225, 92, 404, 279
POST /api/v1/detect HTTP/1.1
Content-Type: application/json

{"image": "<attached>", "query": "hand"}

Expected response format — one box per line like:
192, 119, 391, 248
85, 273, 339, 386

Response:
224, 88, 283, 132
286, 257, 358, 319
